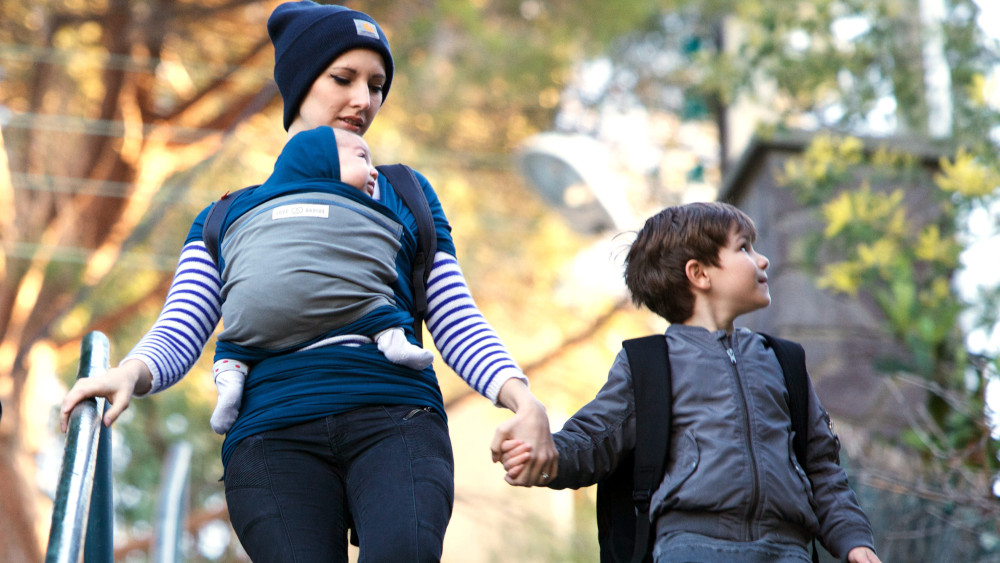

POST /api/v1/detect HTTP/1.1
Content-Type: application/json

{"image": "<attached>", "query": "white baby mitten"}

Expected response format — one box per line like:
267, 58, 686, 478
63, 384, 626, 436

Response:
211, 359, 249, 435
376, 327, 434, 370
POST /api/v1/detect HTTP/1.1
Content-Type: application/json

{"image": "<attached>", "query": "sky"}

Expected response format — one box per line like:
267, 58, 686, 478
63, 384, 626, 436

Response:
969, 1, 1000, 442
976, 0, 999, 33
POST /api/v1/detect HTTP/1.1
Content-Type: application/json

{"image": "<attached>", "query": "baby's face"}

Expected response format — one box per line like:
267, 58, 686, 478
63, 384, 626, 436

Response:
338, 134, 378, 196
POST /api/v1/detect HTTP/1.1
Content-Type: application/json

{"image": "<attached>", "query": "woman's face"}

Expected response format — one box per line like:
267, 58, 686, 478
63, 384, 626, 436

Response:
291, 48, 387, 137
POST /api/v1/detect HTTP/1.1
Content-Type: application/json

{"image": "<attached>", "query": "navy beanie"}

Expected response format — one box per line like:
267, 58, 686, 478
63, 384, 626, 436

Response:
268, 1, 394, 131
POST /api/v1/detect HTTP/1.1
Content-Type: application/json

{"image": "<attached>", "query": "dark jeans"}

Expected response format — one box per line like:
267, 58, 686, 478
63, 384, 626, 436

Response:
224, 405, 454, 562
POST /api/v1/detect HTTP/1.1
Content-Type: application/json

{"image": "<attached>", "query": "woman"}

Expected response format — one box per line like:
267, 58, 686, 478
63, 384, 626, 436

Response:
60, 2, 557, 561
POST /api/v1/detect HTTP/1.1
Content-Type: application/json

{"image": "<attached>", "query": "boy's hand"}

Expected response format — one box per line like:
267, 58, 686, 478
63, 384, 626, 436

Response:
492, 379, 558, 487
846, 547, 881, 563
498, 439, 531, 478
496, 439, 556, 486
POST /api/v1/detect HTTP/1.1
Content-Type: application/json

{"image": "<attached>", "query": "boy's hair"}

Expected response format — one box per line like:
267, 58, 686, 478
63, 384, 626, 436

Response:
624, 201, 757, 323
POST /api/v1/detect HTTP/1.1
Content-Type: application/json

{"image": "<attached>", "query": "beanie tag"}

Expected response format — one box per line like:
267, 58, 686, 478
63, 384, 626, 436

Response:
354, 19, 380, 39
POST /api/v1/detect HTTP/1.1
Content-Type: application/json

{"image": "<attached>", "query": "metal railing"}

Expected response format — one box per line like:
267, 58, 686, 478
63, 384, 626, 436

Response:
45, 331, 197, 561
153, 441, 193, 562
45, 331, 113, 563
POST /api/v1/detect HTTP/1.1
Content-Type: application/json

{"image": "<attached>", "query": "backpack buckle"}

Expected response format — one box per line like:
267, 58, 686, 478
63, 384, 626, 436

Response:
632, 489, 651, 505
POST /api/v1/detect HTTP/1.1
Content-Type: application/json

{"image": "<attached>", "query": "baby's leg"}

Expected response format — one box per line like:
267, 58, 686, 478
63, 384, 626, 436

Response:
376, 327, 434, 370
211, 359, 248, 434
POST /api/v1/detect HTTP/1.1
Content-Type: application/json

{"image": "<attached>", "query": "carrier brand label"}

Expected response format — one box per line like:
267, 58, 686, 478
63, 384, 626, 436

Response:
272, 204, 329, 220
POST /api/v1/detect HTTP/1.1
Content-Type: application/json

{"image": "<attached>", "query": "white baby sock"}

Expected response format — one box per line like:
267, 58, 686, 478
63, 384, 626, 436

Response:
376, 327, 434, 370
211, 359, 249, 435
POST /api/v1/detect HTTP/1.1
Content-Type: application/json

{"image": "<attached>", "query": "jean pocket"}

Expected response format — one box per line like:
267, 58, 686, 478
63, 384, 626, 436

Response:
395, 406, 452, 461
225, 435, 270, 490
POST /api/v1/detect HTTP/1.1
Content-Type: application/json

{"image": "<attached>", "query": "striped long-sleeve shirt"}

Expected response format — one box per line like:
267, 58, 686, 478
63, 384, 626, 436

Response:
128, 165, 528, 466
126, 245, 527, 405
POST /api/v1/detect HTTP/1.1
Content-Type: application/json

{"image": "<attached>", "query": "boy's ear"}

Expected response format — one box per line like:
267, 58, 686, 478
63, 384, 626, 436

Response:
685, 259, 711, 291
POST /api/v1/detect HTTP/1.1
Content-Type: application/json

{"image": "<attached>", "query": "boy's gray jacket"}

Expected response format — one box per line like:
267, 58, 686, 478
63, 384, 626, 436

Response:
548, 325, 876, 560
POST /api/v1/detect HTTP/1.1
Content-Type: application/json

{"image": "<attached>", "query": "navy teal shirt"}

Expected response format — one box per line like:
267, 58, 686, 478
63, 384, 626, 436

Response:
185, 127, 456, 467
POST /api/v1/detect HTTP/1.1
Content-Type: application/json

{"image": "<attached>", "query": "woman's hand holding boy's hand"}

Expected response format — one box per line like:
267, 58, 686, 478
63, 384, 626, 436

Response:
492, 379, 558, 486
846, 547, 881, 563
59, 359, 152, 431
496, 439, 556, 486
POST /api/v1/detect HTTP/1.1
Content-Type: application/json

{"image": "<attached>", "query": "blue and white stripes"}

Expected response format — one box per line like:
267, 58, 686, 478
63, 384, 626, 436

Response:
425, 252, 526, 403
125, 241, 221, 394
124, 246, 526, 402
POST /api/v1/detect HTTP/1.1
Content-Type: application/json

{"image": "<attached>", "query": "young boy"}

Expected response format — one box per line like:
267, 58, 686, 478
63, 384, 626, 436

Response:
209, 126, 433, 434
499, 202, 880, 562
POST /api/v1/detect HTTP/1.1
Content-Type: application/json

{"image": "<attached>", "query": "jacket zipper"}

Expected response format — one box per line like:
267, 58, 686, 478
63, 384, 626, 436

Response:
725, 336, 759, 541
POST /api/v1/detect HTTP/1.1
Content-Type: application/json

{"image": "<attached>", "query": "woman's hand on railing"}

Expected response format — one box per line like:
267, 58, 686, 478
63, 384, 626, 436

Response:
60, 359, 153, 431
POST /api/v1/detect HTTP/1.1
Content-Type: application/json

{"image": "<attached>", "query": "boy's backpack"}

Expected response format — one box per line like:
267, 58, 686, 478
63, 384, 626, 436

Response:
201, 163, 436, 345
596, 333, 816, 563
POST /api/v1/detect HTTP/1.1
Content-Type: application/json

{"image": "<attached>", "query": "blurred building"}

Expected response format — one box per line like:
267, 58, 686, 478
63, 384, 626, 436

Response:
720, 130, 949, 451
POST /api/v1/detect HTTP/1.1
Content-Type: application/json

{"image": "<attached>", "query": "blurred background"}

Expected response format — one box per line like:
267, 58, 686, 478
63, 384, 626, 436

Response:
1, 0, 999, 561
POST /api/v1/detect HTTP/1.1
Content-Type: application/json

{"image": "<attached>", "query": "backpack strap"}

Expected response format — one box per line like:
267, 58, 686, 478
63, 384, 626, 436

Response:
761, 333, 819, 563
202, 185, 257, 267
376, 164, 437, 346
761, 334, 809, 466
621, 335, 672, 563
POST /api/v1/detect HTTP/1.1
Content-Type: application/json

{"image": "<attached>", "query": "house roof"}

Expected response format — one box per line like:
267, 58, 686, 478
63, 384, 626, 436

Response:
719, 130, 953, 204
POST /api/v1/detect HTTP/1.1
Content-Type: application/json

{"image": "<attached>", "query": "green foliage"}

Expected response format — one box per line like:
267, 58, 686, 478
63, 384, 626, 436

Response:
780, 134, 999, 472
779, 135, 867, 205
723, 0, 1000, 139
370, 0, 666, 155
596, 0, 1000, 162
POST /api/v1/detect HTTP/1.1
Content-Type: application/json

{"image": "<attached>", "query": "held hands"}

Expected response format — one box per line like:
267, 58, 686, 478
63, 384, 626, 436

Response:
847, 547, 882, 563
490, 379, 558, 486
496, 438, 555, 486
59, 359, 152, 432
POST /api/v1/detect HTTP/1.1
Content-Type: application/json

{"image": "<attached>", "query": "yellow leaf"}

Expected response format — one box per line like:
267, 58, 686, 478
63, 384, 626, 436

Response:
915, 225, 960, 268
818, 261, 863, 296
857, 239, 898, 270
935, 148, 1000, 198
821, 191, 854, 238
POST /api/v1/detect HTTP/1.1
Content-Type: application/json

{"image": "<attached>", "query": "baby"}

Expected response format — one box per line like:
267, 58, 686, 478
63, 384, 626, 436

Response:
210, 126, 433, 434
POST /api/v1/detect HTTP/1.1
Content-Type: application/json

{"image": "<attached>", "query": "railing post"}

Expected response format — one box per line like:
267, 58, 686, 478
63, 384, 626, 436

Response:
45, 331, 113, 563
153, 441, 193, 563
84, 414, 113, 562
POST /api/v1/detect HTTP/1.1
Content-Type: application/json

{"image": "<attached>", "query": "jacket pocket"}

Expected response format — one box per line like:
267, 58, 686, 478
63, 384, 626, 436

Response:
786, 430, 820, 533
788, 431, 813, 498
661, 429, 700, 504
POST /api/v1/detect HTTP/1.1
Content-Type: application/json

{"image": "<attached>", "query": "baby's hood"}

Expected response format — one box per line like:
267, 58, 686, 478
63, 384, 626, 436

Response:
264, 126, 341, 186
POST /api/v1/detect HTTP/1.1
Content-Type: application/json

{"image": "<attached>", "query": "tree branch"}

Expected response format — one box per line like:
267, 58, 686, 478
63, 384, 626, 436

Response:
443, 296, 631, 409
